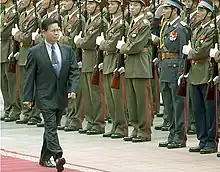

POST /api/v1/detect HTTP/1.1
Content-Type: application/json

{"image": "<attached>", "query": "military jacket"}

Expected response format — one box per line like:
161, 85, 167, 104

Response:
188, 22, 215, 85
0, 5, 17, 63
120, 14, 153, 79
159, 18, 187, 82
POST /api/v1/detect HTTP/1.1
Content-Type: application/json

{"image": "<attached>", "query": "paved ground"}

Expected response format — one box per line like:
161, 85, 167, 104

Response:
0, 93, 220, 172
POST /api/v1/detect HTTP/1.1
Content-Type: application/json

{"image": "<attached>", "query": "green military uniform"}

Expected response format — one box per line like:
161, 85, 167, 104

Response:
59, 6, 85, 131
15, 7, 41, 124
0, 4, 21, 121
76, 12, 106, 134
120, 13, 153, 142
100, 15, 128, 138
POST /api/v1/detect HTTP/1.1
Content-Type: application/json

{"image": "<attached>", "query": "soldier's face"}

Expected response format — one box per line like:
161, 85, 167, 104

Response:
87, 1, 97, 14
1, 0, 8, 4
63, 0, 74, 10
184, 0, 193, 9
197, 7, 209, 21
108, 1, 119, 14
43, 0, 53, 9
214, 0, 220, 9
21, 0, 31, 8
163, 6, 172, 19
130, 2, 142, 17
43, 23, 60, 44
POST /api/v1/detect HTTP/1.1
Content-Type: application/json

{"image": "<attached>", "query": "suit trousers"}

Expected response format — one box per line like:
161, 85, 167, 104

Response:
190, 84, 219, 149
18, 65, 41, 122
40, 109, 63, 161
0, 62, 20, 118
160, 82, 186, 144
82, 72, 105, 132
66, 72, 84, 129
125, 78, 152, 138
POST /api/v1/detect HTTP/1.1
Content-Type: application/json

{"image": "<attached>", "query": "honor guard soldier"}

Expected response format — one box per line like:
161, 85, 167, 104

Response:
0, 0, 21, 122
14, 0, 42, 125
59, 0, 85, 132
75, 0, 108, 135
118, 0, 153, 142
96, 0, 129, 138
183, 0, 219, 154
157, 0, 187, 149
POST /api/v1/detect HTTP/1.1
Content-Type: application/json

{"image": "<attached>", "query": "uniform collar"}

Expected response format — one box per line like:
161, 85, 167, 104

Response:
91, 12, 100, 21
133, 13, 144, 23
201, 20, 211, 28
47, 9, 57, 18
5, 5, 14, 14
169, 16, 180, 26
112, 15, 120, 23
26, 7, 34, 16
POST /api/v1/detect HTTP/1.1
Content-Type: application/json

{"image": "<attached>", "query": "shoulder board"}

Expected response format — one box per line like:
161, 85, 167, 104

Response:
210, 23, 215, 28
143, 19, 149, 24
180, 21, 187, 27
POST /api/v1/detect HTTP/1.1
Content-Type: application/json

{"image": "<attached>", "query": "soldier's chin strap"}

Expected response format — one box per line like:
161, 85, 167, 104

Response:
167, 7, 174, 20
112, 2, 120, 14
91, 2, 99, 15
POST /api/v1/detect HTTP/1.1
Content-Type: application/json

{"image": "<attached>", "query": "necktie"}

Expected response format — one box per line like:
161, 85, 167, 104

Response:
51, 44, 60, 74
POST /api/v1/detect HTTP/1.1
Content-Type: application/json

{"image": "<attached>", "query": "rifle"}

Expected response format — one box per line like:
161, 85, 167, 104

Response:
57, 0, 62, 30
76, 0, 83, 62
8, 0, 19, 73
205, 4, 219, 100
91, 0, 106, 85
32, 0, 38, 45
111, 0, 127, 89
177, 7, 191, 97
83, 0, 88, 21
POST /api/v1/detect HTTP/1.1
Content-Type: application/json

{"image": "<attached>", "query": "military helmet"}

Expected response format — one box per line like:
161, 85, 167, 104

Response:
197, 0, 215, 12
130, 0, 147, 7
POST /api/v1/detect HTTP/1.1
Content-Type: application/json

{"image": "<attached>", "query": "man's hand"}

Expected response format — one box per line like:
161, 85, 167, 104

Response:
96, 32, 105, 46
11, 24, 19, 36
32, 29, 39, 41
68, 92, 76, 99
182, 40, 192, 55
210, 43, 218, 58
74, 31, 82, 44
23, 101, 33, 109
116, 36, 125, 50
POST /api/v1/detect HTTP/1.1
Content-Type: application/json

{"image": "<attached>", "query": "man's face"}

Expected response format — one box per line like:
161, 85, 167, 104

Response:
87, 1, 97, 14
108, 1, 119, 14
184, 0, 193, 8
43, 0, 53, 9
197, 7, 208, 21
214, 0, 220, 9
130, 2, 142, 17
1, 0, 9, 4
20, 0, 31, 8
43, 23, 60, 44
163, 6, 172, 19
63, 0, 74, 11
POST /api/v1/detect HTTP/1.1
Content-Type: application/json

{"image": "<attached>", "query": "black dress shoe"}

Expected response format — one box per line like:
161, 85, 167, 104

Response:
132, 136, 151, 143
57, 126, 65, 130
86, 130, 104, 135
27, 120, 38, 125
37, 123, 44, 127
64, 126, 80, 132
103, 132, 112, 137
200, 147, 217, 154
154, 124, 163, 130
161, 126, 169, 131
158, 141, 169, 147
0, 116, 7, 121
156, 113, 163, 117
123, 136, 136, 141
167, 142, 186, 149
39, 160, 55, 168
189, 146, 203, 152
217, 152, 220, 157
111, 133, 124, 139
56, 158, 66, 172
16, 118, 29, 124
78, 129, 87, 134
4, 117, 17, 122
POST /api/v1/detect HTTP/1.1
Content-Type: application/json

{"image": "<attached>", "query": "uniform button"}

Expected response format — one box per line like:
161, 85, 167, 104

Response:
173, 64, 176, 67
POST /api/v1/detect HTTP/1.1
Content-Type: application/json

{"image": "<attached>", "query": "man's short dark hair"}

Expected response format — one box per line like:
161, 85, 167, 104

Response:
41, 18, 59, 31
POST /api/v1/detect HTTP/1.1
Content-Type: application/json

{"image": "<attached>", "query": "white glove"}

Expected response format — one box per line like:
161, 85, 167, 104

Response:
153, 58, 159, 65
98, 62, 103, 70
32, 29, 39, 41
7, 52, 13, 60
77, 61, 82, 68
113, 68, 118, 73
74, 31, 82, 44
182, 40, 192, 55
118, 67, 125, 74
213, 76, 219, 85
11, 24, 19, 36
177, 73, 189, 86
13, 52, 19, 59
96, 32, 105, 46
209, 43, 218, 58
116, 36, 125, 50
151, 34, 158, 42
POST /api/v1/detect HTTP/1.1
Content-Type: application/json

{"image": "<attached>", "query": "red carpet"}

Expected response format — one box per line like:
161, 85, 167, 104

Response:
1, 155, 80, 172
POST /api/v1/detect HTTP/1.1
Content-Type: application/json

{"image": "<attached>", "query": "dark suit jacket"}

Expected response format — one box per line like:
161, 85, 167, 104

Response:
23, 42, 80, 110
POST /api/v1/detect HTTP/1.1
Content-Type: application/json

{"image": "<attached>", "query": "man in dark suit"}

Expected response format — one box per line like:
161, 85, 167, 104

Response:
23, 18, 80, 172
